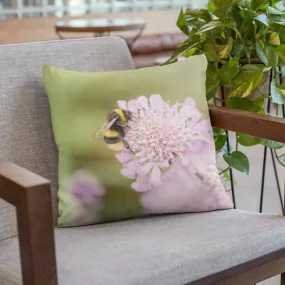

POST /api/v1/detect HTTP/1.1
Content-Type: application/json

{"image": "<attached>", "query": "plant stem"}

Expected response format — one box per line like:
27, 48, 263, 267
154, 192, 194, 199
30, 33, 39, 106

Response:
247, 51, 251, 64
219, 167, 230, 176
275, 66, 280, 84
278, 153, 285, 159
274, 149, 285, 167
236, 135, 239, 151
257, 86, 268, 97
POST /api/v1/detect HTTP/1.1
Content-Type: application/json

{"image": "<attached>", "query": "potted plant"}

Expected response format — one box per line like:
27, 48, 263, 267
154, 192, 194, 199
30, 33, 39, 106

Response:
167, 0, 285, 178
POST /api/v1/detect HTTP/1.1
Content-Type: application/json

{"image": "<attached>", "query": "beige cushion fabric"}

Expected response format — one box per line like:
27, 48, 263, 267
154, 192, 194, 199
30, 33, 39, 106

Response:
1, 210, 285, 285
0, 37, 135, 241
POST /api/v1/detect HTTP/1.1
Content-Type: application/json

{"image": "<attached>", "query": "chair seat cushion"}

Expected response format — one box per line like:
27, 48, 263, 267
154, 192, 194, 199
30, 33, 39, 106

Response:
1, 210, 285, 285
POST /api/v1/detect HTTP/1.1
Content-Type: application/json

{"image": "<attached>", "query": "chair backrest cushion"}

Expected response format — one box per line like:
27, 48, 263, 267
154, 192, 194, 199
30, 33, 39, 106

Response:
0, 37, 135, 241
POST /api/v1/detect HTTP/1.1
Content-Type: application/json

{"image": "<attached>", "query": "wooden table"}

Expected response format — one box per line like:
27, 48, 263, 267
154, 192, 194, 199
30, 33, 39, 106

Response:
55, 18, 146, 47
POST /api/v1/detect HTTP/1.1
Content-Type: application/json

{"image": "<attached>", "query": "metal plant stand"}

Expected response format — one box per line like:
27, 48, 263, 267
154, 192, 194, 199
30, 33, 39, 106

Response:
220, 86, 236, 209
218, 67, 284, 212
259, 68, 285, 214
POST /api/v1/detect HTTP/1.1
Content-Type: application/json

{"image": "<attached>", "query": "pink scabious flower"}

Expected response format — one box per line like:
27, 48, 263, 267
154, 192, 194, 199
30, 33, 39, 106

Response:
116, 94, 212, 192
140, 161, 233, 214
69, 170, 105, 208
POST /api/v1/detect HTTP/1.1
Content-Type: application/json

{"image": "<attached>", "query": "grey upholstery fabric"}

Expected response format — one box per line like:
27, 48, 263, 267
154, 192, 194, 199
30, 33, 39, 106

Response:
1, 210, 285, 285
0, 37, 135, 241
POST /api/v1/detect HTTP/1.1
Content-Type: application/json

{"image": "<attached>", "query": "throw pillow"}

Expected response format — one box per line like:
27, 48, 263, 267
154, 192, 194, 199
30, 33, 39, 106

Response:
43, 54, 233, 227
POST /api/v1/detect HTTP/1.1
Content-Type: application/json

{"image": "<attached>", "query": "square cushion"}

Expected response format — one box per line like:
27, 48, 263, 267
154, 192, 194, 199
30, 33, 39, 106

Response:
43, 54, 233, 227
1, 210, 285, 285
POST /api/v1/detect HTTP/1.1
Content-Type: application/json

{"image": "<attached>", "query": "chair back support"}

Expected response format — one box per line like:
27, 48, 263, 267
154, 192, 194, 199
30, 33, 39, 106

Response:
0, 37, 135, 241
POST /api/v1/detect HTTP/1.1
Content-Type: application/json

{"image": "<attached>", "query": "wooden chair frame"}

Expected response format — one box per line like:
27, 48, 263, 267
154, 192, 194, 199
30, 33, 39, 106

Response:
1, 105, 285, 285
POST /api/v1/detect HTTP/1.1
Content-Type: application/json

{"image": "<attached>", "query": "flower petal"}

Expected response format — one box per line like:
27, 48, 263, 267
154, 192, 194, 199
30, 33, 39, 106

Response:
193, 133, 213, 144
136, 174, 150, 183
150, 166, 161, 186
117, 100, 127, 110
137, 162, 153, 175
131, 182, 149, 192
188, 154, 208, 173
188, 109, 202, 127
184, 97, 196, 109
116, 151, 134, 165
180, 105, 193, 118
69, 170, 105, 207
121, 168, 136, 179
121, 160, 137, 179
149, 94, 165, 111
158, 160, 169, 168
181, 156, 190, 166
194, 119, 212, 134
172, 103, 183, 110
137, 96, 149, 110
127, 100, 138, 113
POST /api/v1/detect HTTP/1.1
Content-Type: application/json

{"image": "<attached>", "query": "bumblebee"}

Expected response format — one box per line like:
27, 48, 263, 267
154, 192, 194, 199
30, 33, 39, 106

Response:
100, 109, 132, 151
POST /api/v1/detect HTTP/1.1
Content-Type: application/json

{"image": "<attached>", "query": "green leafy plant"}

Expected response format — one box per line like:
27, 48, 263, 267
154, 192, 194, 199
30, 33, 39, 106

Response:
167, 0, 285, 175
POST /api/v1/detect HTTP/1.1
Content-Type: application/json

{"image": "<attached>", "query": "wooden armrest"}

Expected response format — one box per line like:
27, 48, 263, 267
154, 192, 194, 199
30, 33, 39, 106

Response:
0, 159, 58, 285
209, 105, 285, 144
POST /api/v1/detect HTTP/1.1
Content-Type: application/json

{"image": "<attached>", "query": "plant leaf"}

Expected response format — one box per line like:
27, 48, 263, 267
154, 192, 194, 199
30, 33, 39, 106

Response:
228, 65, 264, 98
240, 6, 258, 18
203, 43, 220, 61
251, 0, 267, 10
238, 134, 262, 146
276, 45, 285, 63
219, 36, 233, 59
281, 65, 285, 78
256, 41, 268, 65
253, 96, 265, 111
274, 1, 285, 12
268, 6, 285, 14
164, 41, 199, 64
256, 41, 279, 66
271, 16, 285, 25
255, 14, 270, 26
268, 32, 281, 46
210, 0, 241, 8
256, 3, 269, 11
266, 46, 279, 66
206, 62, 220, 101
270, 79, 285, 104
208, 2, 216, 13
215, 135, 227, 151
231, 38, 246, 57
261, 139, 285, 149
177, 8, 189, 36
182, 48, 197, 58
213, 127, 225, 136
198, 21, 224, 33
224, 151, 249, 174
185, 8, 212, 22
197, 21, 236, 34
213, 1, 242, 19
226, 98, 261, 112
219, 57, 241, 85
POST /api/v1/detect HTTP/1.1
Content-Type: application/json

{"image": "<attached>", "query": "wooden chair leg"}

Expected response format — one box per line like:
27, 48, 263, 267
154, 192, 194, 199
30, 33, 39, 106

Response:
281, 273, 285, 285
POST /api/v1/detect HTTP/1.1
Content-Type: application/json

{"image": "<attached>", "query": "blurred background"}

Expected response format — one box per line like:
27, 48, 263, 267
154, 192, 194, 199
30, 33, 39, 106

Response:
0, 0, 207, 18
0, 0, 207, 65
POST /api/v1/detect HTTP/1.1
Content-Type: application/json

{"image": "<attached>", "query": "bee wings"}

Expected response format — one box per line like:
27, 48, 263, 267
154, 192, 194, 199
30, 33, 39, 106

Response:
91, 116, 119, 139
104, 117, 119, 131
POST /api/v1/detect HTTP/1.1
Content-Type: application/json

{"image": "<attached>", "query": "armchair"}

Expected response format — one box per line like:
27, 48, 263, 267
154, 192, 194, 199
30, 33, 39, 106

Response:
1, 37, 285, 285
